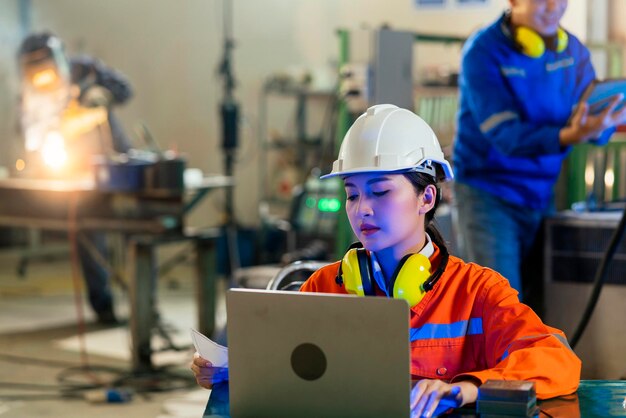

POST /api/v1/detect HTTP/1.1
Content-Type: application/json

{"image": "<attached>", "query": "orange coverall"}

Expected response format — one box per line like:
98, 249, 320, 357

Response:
300, 243, 581, 399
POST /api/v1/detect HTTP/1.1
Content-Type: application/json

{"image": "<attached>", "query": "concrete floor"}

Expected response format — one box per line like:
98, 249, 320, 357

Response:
0, 243, 223, 418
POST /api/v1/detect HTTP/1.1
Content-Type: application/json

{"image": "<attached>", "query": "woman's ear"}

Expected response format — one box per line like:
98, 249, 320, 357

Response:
418, 184, 437, 214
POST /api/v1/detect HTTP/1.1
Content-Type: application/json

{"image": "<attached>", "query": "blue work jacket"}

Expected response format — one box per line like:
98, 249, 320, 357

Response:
453, 14, 613, 210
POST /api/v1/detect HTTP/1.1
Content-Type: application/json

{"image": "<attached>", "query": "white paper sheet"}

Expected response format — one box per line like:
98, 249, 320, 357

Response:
190, 328, 229, 367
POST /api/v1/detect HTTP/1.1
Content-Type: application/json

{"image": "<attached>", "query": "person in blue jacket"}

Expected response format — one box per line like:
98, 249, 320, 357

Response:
453, 0, 626, 311
18, 32, 134, 324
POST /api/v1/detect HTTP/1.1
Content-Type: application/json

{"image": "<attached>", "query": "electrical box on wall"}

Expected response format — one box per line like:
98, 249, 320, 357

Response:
372, 29, 414, 110
339, 28, 414, 113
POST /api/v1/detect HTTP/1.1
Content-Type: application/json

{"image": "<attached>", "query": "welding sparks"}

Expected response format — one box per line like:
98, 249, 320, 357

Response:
41, 131, 67, 169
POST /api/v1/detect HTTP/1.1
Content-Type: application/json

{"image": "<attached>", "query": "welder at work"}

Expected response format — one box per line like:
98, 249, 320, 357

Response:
17, 32, 132, 179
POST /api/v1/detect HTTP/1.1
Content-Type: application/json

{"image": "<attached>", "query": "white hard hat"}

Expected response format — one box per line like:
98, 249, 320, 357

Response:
321, 104, 453, 182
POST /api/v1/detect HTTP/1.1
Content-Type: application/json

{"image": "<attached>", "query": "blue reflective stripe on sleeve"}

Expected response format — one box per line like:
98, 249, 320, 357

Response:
410, 318, 483, 342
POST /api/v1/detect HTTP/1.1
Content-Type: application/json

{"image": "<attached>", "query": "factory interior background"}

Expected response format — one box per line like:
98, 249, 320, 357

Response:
0, 0, 625, 417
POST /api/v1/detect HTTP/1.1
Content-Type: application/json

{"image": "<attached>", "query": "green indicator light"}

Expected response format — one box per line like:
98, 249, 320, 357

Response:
305, 197, 316, 208
318, 198, 341, 212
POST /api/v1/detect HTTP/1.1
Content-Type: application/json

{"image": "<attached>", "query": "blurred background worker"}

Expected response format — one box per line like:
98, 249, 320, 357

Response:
452, 0, 626, 314
17, 31, 134, 324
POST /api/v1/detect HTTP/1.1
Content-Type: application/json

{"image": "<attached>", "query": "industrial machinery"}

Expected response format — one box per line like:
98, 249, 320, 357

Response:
544, 210, 626, 379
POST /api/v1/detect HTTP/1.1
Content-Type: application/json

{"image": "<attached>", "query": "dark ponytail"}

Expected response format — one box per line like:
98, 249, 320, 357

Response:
403, 170, 450, 290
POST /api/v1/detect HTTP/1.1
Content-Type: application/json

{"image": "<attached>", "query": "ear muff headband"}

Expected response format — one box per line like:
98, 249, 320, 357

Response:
501, 13, 568, 58
356, 249, 375, 296
516, 26, 568, 58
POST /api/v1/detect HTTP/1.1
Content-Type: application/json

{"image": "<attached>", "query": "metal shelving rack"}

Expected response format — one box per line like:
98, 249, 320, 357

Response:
256, 78, 336, 263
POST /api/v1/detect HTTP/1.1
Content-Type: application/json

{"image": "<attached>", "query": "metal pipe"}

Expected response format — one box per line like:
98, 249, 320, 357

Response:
266, 260, 331, 291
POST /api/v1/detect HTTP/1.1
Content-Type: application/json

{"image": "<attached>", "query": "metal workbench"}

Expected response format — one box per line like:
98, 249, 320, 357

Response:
0, 175, 233, 372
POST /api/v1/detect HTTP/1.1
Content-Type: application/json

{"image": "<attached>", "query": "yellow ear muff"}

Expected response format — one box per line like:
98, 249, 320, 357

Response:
516, 26, 545, 58
341, 248, 365, 296
392, 253, 431, 307
340, 247, 437, 305
556, 27, 568, 53
516, 26, 568, 58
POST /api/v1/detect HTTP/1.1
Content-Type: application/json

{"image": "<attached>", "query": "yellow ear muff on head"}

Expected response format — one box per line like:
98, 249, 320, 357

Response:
515, 26, 568, 58
392, 254, 431, 307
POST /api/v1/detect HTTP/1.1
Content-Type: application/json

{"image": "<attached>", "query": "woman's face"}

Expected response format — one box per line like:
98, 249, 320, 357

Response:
344, 173, 428, 255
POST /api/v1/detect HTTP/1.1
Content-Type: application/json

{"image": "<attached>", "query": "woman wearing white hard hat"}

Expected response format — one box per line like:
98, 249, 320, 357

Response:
192, 105, 581, 416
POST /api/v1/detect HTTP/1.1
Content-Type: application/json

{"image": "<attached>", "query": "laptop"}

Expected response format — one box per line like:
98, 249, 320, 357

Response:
226, 288, 411, 418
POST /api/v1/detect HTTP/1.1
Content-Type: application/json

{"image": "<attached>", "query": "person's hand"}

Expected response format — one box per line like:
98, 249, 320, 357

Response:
190, 352, 229, 390
410, 379, 478, 417
560, 93, 626, 146
81, 85, 113, 108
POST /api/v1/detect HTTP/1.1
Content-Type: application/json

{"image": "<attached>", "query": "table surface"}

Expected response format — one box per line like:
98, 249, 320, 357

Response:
0, 175, 233, 233
0, 174, 233, 193
203, 380, 626, 417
